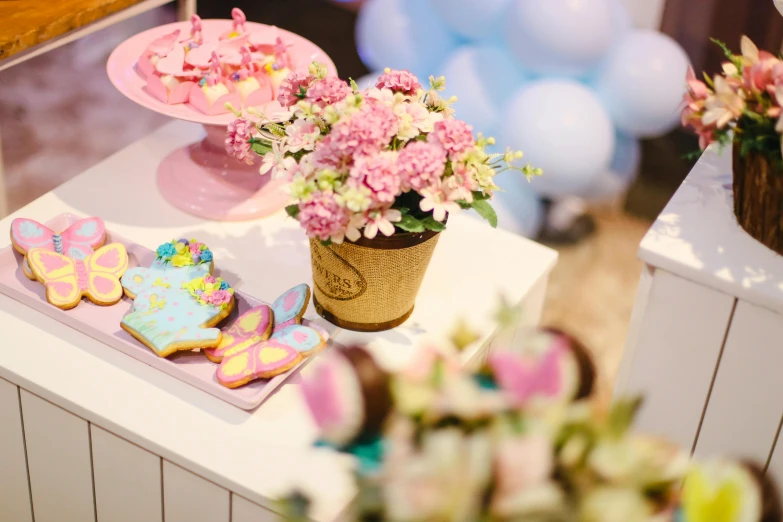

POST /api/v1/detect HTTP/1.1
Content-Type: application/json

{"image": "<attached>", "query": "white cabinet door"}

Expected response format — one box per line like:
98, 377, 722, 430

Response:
232, 494, 284, 522
91, 425, 163, 522
614, 269, 736, 450
0, 378, 32, 522
695, 301, 783, 464
163, 460, 229, 522
21, 390, 95, 522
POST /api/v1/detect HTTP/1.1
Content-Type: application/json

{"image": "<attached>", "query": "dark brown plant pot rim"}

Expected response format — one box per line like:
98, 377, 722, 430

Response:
313, 296, 414, 331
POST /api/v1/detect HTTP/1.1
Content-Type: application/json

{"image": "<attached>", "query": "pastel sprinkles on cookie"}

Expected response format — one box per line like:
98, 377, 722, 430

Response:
120, 238, 232, 357
121, 274, 235, 358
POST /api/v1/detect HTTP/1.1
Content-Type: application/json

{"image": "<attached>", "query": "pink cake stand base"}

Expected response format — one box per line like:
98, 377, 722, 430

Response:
157, 125, 288, 221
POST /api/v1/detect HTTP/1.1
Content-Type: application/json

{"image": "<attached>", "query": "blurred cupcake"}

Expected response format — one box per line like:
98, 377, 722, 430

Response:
301, 345, 392, 448
486, 327, 596, 409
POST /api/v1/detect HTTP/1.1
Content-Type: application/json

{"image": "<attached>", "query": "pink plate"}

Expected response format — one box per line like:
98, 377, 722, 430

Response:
0, 213, 332, 411
106, 20, 337, 221
107, 19, 337, 125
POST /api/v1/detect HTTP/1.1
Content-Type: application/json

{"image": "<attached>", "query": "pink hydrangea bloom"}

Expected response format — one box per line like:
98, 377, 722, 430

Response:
189, 243, 201, 254
313, 102, 398, 168
297, 191, 350, 241
225, 118, 254, 165
375, 69, 422, 95
397, 141, 447, 192
277, 72, 314, 108
427, 119, 475, 159
306, 76, 351, 108
349, 152, 401, 204
204, 275, 217, 284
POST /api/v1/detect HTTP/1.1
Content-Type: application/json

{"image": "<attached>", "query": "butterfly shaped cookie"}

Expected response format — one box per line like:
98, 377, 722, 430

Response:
11, 217, 106, 280
27, 243, 128, 309
213, 284, 327, 388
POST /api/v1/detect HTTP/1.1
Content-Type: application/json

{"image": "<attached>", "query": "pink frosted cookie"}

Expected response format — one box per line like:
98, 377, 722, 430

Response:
137, 29, 181, 79
215, 284, 327, 388
145, 43, 202, 105
27, 243, 129, 309
11, 216, 106, 280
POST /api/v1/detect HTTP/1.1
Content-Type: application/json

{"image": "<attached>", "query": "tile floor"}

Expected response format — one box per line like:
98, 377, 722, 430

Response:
0, 6, 655, 399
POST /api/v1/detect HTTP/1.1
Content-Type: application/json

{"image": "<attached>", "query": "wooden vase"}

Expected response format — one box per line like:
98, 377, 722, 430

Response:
732, 143, 783, 256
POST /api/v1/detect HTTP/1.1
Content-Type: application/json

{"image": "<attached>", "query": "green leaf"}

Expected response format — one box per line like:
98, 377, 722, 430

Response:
396, 214, 425, 233
250, 140, 272, 156
320, 238, 333, 247
397, 207, 410, 215
420, 216, 446, 232
285, 204, 300, 219
471, 190, 490, 201
349, 77, 360, 92
456, 200, 473, 210
295, 85, 307, 100
608, 396, 644, 438
472, 200, 498, 228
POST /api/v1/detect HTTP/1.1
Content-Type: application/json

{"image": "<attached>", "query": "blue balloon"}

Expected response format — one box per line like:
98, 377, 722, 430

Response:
583, 132, 641, 201
439, 45, 528, 138
471, 174, 543, 238
595, 31, 690, 138
505, 0, 614, 77
500, 80, 615, 198
429, 0, 513, 41
356, 0, 459, 78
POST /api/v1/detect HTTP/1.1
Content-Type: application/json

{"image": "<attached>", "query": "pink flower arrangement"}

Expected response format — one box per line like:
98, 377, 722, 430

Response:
682, 36, 783, 159
228, 64, 541, 244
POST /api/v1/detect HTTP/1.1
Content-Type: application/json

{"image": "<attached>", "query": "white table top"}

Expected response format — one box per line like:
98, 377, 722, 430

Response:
0, 120, 557, 520
640, 146, 783, 315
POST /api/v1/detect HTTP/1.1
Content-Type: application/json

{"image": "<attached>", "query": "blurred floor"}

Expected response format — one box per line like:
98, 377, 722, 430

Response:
0, 3, 693, 397
540, 208, 651, 402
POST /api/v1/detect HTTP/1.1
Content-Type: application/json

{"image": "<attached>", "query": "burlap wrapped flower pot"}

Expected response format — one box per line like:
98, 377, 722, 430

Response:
309, 229, 441, 332
733, 143, 783, 256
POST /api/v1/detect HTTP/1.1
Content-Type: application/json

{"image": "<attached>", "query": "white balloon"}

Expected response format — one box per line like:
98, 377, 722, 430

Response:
500, 80, 615, 198
356, 0, 458, 78
439, 45, 527, 137
583, 132, 641, 201
505, 0, 614, 77
429, 0, 513, 41
595, 30, 690, 138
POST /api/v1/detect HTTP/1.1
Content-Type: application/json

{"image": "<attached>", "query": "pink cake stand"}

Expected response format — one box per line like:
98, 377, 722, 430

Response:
107, 20, 337, 221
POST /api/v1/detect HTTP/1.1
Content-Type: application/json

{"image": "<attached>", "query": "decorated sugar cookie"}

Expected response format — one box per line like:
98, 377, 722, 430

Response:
214, 284, 326, 388
203, 304, 273, 363
121, 274, 235, 358
27, 243, 128, 309
11, 216, 106, 280
122, 238, 214, 299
